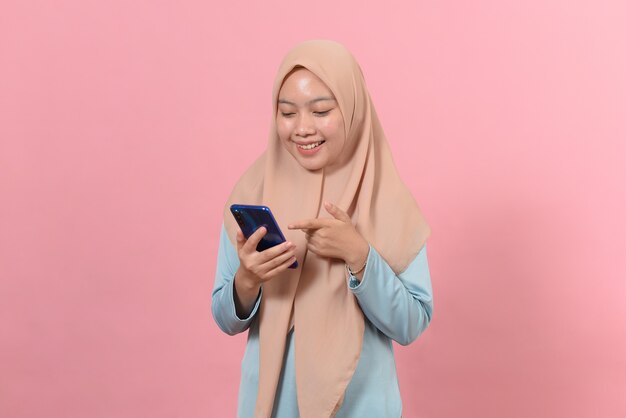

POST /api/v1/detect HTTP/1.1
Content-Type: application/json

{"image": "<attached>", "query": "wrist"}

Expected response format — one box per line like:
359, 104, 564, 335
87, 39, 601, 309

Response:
345, 237, 369, 271
236, 269, 261, 293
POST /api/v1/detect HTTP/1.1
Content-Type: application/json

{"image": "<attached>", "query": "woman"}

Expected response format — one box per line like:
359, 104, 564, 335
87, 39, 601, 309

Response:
212, 40, 433, 418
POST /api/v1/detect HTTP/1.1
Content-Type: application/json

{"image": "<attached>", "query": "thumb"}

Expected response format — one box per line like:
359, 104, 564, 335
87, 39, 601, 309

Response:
324, 202, 351, 223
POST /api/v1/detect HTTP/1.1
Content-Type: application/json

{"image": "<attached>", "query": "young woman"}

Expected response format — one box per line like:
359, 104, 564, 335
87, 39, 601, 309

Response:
212, 40, 433, 418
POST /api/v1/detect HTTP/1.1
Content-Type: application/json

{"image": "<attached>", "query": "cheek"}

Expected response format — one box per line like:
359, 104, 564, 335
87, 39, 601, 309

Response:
321, 118, 345, 146
276, 119, 291, 143
323, 120, 346, 164
317, 120, 335, 137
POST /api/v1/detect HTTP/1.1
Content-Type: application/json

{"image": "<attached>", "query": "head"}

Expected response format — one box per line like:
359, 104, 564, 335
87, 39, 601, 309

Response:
271, 40, 369, 172
276, 67, 346, 171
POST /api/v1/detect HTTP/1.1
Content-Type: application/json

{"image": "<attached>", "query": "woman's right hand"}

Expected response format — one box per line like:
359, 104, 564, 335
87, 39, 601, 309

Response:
233, 227, 297, 317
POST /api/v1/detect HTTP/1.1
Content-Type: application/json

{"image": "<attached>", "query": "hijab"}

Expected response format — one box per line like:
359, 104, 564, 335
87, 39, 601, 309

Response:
223, 40, 431, 418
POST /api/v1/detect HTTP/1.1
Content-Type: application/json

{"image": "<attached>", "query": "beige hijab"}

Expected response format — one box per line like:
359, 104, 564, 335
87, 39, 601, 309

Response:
223, 40, 430, 418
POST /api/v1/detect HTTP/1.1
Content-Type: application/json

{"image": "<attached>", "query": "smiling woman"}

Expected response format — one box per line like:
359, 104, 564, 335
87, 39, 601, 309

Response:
211, 40, 433, 418
276, 68, 346, 171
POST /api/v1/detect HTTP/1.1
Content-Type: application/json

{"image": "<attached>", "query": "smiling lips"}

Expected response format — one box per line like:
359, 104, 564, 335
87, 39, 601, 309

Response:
295, 140, 326, 155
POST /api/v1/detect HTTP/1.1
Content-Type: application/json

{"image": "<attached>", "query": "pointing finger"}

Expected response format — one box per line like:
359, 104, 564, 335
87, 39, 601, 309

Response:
288, 218, 326, 230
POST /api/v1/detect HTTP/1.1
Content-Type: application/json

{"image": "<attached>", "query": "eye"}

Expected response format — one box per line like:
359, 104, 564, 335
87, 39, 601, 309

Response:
314, 110, 331, 117
280, 112, 295, 118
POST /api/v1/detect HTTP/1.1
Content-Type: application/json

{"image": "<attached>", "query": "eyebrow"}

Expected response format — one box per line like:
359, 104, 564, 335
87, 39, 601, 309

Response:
278, 96, 336, 106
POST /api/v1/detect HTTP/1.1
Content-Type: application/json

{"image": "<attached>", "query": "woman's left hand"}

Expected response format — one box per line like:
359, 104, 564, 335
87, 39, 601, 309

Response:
288, 202, 369, 270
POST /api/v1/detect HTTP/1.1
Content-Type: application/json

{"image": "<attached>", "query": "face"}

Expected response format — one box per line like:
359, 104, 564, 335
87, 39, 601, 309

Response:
276, 68, 346, 171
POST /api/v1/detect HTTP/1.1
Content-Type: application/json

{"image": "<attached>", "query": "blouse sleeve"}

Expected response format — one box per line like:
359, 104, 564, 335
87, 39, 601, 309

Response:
348, 243, 433, 346
211, 223, 262, 336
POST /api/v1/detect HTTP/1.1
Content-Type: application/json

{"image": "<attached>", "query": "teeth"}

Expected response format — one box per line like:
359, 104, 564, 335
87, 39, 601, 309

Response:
298, 141, 324, 150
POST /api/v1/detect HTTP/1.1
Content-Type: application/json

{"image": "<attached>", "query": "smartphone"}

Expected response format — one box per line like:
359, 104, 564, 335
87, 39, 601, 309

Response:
230, 204, 298, 269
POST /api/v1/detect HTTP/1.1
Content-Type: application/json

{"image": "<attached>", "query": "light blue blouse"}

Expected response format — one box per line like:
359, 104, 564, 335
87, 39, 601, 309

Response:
212, 225, 433, 418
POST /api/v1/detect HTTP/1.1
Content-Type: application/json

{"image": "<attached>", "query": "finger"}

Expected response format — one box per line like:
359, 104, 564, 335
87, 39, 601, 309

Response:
260, 247, 296, 272
258, 240, 296, 262
243, 226, 267, 252
324, 201, 351, 223
306, 240, 320, 255
288, 218, 328, 230
306, 236, 328, 258
264, 254, 299, 278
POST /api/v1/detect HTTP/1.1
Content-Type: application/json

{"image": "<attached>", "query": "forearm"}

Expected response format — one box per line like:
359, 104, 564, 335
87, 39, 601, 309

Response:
233, 269, 262, 318
211, 224, 262, 335
349, 245, 433, 345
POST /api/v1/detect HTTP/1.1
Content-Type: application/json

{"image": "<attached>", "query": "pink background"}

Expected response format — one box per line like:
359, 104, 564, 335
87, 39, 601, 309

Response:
1, 1, 625, 417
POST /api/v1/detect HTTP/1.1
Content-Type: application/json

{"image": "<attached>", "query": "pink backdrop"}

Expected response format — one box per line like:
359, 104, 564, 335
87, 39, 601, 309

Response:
1, 1, 625, 417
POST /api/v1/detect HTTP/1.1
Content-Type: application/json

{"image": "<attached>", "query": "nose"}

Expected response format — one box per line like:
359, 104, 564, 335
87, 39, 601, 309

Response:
295, 113, 316, 137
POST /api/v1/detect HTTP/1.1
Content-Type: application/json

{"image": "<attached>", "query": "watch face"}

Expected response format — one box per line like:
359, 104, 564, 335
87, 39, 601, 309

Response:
345, 264, 361, 288
349, 277, 360, 288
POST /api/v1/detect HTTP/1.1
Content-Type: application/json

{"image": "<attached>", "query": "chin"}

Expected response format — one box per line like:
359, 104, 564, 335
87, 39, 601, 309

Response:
298, 159, 325, 171
286, 149, 327, 171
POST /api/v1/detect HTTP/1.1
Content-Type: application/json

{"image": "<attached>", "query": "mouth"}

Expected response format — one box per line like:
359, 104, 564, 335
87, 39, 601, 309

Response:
295, 140, 326, 151
294, 140, 326, 151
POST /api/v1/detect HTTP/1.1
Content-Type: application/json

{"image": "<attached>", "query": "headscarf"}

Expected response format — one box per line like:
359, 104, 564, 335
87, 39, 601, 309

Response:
223, 40, 431, 418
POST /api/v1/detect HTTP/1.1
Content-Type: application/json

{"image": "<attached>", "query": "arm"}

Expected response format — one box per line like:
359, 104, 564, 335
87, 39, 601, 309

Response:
211, 224, 262, 336
348, 243, 433, 346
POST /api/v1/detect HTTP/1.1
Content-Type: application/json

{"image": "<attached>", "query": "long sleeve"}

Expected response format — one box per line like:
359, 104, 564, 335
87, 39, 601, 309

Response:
348, 243, 433, 346
211, 224, 262, 336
